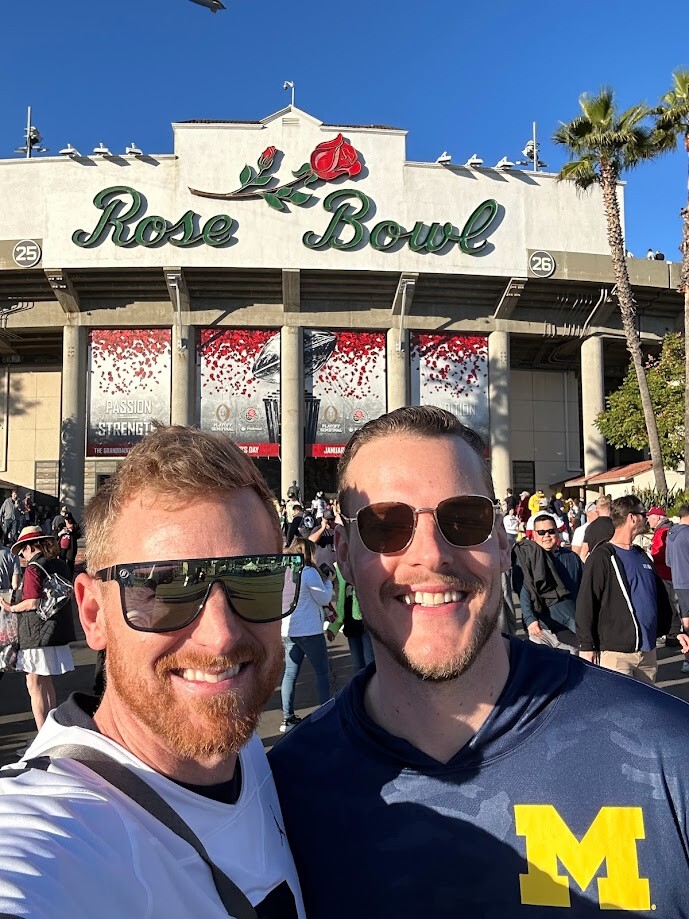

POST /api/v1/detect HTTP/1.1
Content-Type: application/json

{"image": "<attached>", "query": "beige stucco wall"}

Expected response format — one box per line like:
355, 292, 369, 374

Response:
510, 369, 581, 490
3, 369, 61, 493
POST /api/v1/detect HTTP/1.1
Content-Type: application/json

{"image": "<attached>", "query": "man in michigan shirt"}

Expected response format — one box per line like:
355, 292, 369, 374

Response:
270, 406, 689, 918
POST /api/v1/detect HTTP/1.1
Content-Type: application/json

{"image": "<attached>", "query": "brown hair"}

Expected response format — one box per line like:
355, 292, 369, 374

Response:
84, 425, 281, 573
337, 405, 494, 513
287, 536, 317, 567
611, 494, 644, 529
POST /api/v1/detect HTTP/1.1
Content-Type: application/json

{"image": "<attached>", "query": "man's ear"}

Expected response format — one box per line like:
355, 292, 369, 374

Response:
334, 525, 354, 585
496, 519, 512, 574
74, 572, 108, 651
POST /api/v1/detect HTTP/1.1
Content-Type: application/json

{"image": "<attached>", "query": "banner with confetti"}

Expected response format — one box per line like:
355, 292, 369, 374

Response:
410, 333, 489, 445
198, 328, 281, 457
87, 329, 172, 457
304, 330, 387, 458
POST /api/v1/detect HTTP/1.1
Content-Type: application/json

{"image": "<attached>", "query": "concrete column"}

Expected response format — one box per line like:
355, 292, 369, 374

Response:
581, 335, 607, 482
281, 325, 303, 499
60, 323, 87, 517
171, 325, 195, 426
387, 327, 408, 411
488, 330, 511, 500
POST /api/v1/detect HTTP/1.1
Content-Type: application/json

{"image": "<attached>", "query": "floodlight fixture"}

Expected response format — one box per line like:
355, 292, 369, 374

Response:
495, 157, 514, 170
125, 143, 143, 156
93, 142, 112, 156
283, 80, 295, 107
465, 154, 483, 168
59, 144, 81, 157
436, 151, 452, 164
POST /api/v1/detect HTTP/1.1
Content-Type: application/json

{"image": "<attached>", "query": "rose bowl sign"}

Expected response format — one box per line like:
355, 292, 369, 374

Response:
72, 134, 501, 257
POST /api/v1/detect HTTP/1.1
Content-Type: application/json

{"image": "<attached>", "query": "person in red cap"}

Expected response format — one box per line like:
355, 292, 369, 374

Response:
0, 525, 74, 730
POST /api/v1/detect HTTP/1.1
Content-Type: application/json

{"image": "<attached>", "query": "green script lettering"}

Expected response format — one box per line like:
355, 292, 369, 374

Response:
73, 186, 144, 248
73, 186, 234, 249
304, 191, 499, 256
459, 199, 499, 253
303, 190, 371, 250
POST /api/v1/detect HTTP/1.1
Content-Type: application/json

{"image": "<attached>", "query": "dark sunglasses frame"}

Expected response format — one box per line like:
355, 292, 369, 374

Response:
535, 528, 558, 537
341, 495, 496, 555
94, 553, 304, 633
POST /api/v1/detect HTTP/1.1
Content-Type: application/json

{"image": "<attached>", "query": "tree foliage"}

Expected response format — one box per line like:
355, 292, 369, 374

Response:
596, 333, 685, 468
554, 87, 668, 490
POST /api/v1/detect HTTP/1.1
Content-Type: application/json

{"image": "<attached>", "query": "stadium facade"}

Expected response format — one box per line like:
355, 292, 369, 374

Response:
0, 105, 682, 511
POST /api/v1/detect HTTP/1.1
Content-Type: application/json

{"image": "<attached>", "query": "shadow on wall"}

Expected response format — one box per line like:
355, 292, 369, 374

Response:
6, 370, 37, 419
59, 416, 83, 510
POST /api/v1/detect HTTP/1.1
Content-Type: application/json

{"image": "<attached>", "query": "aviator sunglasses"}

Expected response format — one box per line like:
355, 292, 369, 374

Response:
94, 553, 304, 633
341, 495, 496, 555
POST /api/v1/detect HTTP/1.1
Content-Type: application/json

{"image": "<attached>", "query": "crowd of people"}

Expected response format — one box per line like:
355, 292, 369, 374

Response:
501, 485, 689, 685
0, 416, 688, 915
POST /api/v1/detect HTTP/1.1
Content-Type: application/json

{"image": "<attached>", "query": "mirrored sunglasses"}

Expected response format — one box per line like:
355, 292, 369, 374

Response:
95, 553, 303, 632
342, 495, 495, 555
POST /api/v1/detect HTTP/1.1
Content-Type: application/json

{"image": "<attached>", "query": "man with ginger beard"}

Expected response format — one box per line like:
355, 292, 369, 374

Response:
0, 427, 305, 919
269, 406, 689, 918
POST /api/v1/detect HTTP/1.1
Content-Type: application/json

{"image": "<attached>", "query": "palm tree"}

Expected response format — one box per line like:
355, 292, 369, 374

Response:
553, 88, 668, 492
653, 70, 689, 489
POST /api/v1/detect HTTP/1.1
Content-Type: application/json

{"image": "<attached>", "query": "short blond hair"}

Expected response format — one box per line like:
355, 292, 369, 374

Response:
596, 495, 612, 511
84, 426, 281, 572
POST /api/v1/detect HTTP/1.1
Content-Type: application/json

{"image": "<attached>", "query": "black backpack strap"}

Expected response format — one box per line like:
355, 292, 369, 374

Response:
32, 744, 259, 919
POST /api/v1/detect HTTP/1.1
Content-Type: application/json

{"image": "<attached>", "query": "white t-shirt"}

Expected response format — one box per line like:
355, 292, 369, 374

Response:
571, 521, 589, 548
282, 565, 333, 638
0, 699, 305, 919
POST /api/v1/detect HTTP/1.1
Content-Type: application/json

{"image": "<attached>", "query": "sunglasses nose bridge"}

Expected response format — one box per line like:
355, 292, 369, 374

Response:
188, 579, 247, 639
406, 506, 452, 553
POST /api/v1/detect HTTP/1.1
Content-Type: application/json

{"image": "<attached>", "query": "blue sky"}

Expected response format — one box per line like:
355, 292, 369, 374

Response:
2, 0, 688, 261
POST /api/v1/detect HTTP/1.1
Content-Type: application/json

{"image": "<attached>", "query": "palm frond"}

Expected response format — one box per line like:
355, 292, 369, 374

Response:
579, 88, 615, 129
557, 156, 599, 190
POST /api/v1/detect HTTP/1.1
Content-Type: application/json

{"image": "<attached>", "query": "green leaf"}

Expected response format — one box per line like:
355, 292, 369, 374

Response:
262, 192, 285, 211
304, 173, 320, 186
239, 164, 253, 187
250, 175, 273, 186
277, 187, 293, 199
292, 163, 312, 179
290, 191, 312, 205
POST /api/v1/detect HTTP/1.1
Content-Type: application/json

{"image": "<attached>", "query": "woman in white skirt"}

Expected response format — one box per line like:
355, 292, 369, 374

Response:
0, 525, 75, 729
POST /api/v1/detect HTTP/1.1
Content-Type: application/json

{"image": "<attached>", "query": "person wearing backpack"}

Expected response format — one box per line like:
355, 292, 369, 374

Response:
0, 526, 75, 729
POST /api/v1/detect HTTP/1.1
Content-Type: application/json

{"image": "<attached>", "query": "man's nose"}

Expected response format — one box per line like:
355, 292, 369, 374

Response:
403, 509, 454, 565
187, 581, 248, 652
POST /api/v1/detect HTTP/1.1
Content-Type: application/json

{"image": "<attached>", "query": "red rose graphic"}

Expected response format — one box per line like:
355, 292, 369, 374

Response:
310, 134, 362, 181
258, 146, 277, 170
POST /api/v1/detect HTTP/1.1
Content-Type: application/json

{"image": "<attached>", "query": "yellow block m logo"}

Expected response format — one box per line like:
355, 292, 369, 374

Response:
515, 805, 650, 910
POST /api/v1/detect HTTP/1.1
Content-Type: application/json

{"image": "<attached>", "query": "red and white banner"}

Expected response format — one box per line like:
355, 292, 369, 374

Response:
304, 330, 386, 458
87, 329, 172, 457
410, 333, 489, 445
198, 329, 281, 457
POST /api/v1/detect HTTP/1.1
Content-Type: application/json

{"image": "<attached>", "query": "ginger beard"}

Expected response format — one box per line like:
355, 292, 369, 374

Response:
103, 620, 283, 759
364, 570, 502, 683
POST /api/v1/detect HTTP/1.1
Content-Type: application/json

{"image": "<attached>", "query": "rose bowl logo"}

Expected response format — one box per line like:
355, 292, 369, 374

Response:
190, 134, 363, 212
352, 409, 367, 425
245, 407, 258, 422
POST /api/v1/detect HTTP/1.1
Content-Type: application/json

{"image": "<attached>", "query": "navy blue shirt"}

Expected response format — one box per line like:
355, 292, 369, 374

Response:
614, 547, 657, 651
270, 637, 689, 917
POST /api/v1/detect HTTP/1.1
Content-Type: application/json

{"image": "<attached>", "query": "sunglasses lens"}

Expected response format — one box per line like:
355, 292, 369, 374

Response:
436, 496, 495, 547
357, 502, 415, 553
118, 554, 303, 631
